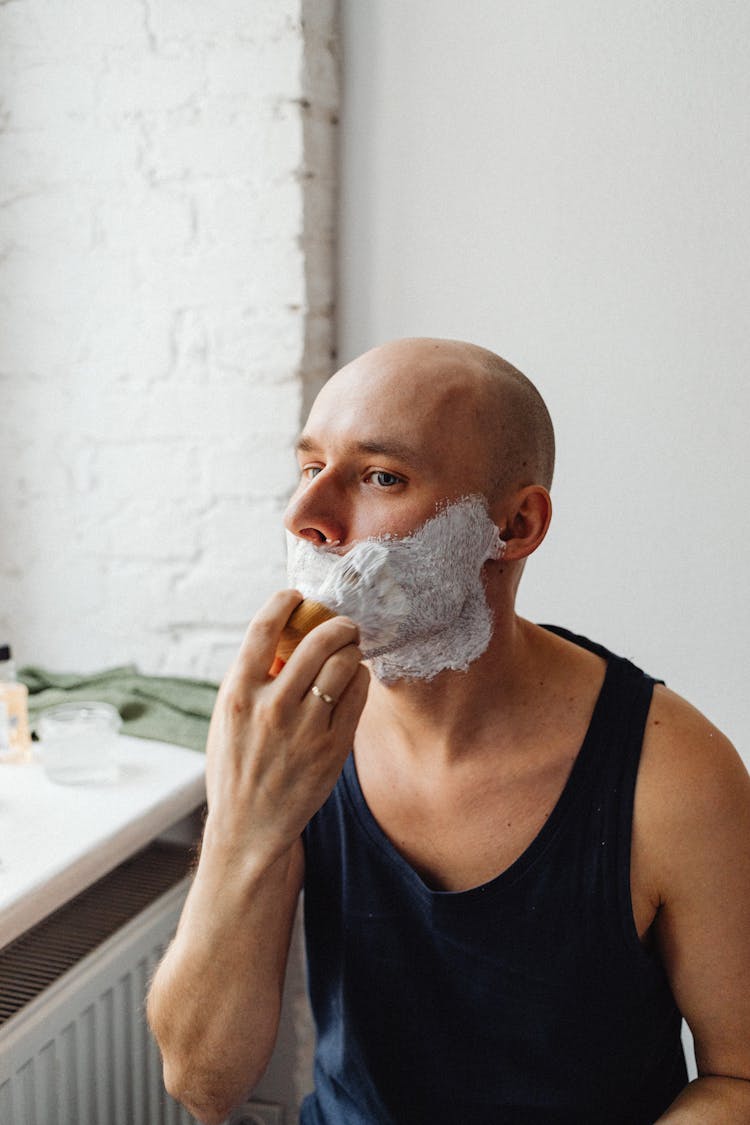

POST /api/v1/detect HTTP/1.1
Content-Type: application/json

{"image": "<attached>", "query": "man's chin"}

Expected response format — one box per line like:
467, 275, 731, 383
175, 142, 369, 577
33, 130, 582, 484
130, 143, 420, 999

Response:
365, 602, 494, 684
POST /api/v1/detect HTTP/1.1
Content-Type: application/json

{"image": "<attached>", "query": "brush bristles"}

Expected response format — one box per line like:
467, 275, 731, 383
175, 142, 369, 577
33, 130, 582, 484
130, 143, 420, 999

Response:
276, 599, 336, 661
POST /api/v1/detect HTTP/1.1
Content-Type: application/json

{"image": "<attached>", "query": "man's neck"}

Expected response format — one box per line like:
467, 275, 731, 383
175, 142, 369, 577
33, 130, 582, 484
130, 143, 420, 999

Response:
356, 613, 552, 767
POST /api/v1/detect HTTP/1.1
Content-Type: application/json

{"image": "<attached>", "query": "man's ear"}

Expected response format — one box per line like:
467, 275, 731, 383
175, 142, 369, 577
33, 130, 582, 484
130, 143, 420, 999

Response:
496, 485, 552, 562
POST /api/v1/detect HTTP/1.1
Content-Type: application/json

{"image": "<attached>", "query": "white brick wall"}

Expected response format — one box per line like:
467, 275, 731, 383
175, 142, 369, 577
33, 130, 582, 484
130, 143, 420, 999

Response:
0, 0, 338, 682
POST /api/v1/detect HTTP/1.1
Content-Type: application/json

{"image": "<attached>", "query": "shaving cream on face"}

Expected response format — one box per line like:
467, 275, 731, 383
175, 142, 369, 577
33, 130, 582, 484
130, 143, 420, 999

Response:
286, 495, 505, 683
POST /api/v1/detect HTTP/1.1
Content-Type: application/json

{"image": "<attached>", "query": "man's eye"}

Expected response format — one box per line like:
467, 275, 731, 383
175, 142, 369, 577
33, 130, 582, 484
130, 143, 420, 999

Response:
302, 465, 323, 480
367, 470, 404, 488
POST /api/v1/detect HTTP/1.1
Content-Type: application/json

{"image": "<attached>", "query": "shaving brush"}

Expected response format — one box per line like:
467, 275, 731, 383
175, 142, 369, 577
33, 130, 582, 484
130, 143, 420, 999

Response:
273, 539, 409, 674
275, 598, 336, 663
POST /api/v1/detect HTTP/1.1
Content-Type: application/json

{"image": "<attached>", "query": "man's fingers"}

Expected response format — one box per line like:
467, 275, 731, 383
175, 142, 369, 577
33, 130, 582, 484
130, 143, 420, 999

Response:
300, 644, 364, 713
278, 616, 361, 698
232, 590, 304, 687
231, 592, 360, 693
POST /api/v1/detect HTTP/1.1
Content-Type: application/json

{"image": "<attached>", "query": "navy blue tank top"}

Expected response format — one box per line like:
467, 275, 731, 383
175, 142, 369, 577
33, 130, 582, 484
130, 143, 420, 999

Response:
301, 628, 687, 1124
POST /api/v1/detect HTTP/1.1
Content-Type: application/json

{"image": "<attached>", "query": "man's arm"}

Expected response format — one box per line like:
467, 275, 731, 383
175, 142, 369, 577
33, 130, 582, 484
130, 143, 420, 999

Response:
146, 591, 369, 1125
635, 685, 750, 1122
148, 833, 304, 1125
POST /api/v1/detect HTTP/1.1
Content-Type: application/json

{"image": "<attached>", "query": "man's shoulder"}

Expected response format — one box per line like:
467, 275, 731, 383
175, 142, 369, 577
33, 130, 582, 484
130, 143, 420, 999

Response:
644, 684, 742, 783
637, 684, 749, 877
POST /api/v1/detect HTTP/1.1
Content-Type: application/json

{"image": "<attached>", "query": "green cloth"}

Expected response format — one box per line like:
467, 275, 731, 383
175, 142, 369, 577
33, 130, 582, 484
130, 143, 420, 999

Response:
19, 664, 218, 753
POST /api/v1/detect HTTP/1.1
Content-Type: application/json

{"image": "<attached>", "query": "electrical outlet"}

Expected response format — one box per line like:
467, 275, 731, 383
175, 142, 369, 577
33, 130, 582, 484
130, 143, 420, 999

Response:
228, 1100, 285, 1125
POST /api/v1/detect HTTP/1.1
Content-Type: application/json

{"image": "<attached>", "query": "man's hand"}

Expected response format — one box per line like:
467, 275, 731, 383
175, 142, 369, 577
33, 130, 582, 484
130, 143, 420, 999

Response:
203, 589, 370, 867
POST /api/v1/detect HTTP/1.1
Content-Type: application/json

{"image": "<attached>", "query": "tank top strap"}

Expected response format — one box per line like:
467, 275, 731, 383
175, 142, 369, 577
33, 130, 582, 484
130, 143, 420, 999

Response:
542, 624, 661, 950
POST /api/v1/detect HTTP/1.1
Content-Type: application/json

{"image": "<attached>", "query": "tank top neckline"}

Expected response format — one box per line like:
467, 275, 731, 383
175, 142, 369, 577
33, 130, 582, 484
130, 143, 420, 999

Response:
342, 641, 624, 904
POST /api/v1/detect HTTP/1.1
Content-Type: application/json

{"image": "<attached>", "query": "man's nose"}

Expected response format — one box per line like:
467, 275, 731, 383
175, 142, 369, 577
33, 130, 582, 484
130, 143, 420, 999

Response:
283, 473, 347, 546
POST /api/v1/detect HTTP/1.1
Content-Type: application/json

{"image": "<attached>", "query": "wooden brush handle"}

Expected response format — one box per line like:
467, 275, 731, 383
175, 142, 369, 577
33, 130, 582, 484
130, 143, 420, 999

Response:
275, 599, 335, 662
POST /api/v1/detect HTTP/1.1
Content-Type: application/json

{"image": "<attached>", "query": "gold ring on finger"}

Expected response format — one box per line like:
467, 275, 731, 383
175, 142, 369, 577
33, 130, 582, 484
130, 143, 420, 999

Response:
311, 683, 336, 706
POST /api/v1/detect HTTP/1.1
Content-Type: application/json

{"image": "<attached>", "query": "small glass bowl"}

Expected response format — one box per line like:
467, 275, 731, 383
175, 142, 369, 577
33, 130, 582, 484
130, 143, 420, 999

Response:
37, 701, 122, 785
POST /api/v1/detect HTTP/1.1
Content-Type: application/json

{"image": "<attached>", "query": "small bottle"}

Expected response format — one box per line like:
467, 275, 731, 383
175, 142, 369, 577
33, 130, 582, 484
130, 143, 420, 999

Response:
0, 644, 32, 764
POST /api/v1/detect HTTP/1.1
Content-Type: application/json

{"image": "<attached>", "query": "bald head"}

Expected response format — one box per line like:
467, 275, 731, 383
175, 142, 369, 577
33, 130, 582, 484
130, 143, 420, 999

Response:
328, 338, 555, 502
474, 345, 556, 497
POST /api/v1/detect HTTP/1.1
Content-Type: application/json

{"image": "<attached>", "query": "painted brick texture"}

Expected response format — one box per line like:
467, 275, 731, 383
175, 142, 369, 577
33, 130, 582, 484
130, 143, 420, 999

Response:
0, 0, 338, 681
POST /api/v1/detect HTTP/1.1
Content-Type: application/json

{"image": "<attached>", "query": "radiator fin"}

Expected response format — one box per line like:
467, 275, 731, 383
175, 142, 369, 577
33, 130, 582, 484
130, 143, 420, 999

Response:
0, 841, 194, 1025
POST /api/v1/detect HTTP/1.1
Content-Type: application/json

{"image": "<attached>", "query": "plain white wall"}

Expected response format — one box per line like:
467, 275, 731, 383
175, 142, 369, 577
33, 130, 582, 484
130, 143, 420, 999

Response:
337, 0, 750, 762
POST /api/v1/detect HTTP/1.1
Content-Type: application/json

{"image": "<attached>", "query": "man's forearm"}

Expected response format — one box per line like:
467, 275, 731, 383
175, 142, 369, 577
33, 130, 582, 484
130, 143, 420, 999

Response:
146, 830, 302, 1125
657, 1076, 750, 1122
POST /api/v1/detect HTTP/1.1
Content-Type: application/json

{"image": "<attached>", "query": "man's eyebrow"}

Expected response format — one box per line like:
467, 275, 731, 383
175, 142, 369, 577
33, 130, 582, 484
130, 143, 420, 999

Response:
354, 439, 425, 466
294, 433, 424, 466
294, 433, 318, 454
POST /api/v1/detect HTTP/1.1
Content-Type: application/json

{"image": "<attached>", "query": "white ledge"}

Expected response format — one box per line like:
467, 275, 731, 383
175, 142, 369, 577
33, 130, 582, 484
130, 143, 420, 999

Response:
0, 735, 206, 950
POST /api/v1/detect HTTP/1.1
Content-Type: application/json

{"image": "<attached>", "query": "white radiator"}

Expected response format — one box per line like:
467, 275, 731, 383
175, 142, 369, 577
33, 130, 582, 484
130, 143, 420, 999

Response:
0, 842, 285, 1125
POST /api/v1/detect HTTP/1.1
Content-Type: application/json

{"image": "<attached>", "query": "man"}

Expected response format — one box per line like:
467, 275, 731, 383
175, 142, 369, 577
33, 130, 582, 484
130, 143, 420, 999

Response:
147, 339, 750, 1123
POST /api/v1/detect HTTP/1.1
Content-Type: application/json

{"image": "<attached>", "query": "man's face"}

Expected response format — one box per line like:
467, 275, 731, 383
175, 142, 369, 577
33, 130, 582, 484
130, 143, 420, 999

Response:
283, 341, 495, 548
286, 494, 505, 682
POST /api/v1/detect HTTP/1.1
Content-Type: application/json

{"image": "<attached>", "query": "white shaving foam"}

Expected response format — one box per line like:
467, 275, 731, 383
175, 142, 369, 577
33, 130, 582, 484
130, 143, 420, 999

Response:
286, 495, 505, 683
